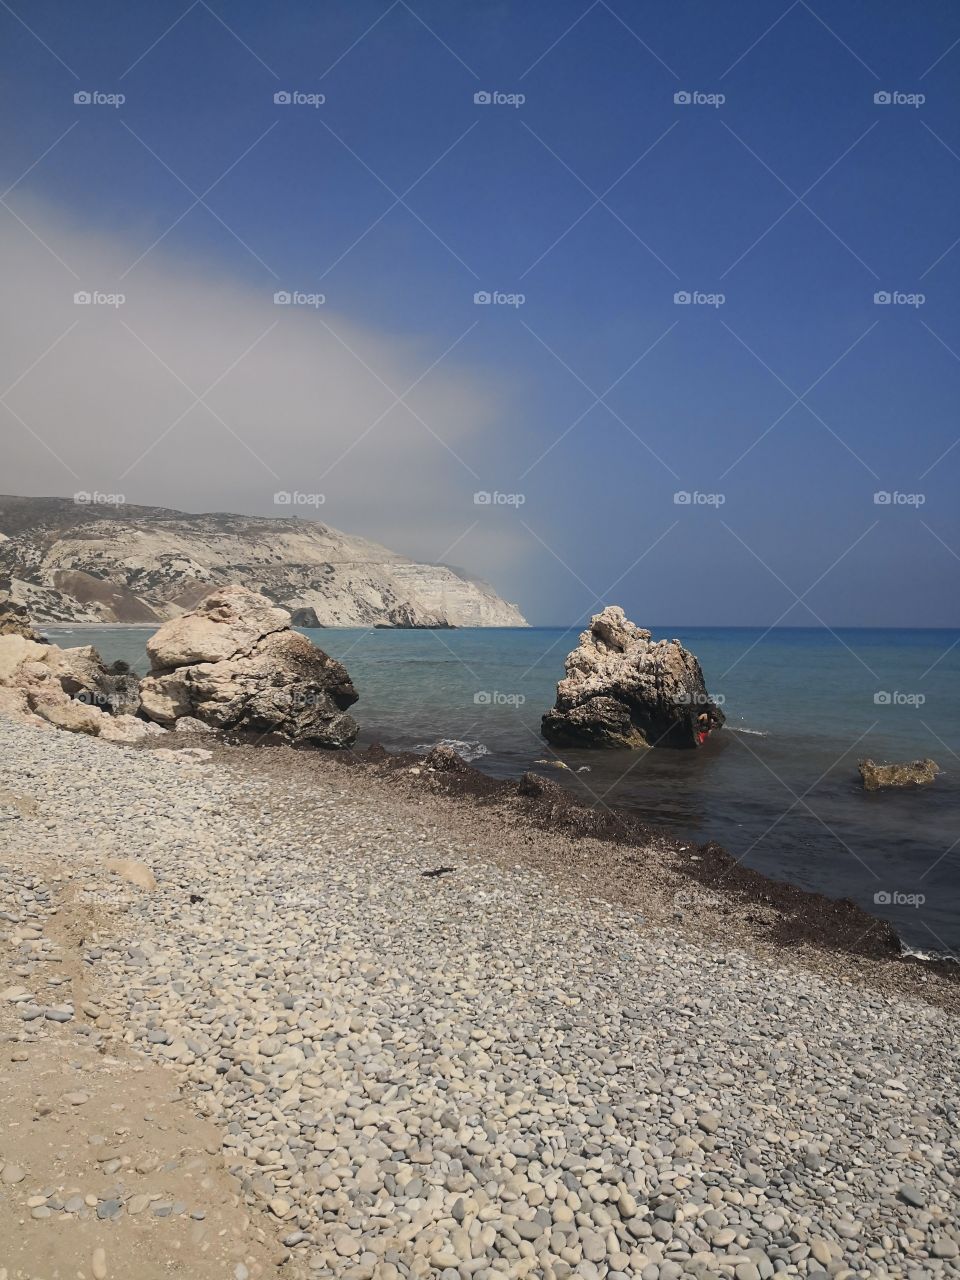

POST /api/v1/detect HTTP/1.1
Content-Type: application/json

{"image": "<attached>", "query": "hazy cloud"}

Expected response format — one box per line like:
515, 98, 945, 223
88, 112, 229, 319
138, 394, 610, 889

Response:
0, 195, 530, 591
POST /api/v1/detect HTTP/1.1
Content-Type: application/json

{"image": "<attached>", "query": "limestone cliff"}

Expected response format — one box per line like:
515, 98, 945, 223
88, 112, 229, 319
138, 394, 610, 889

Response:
0, 496, 527, 628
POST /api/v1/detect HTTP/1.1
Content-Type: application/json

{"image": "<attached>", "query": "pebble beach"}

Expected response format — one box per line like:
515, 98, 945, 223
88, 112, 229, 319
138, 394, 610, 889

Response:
2, 718, 959, 1280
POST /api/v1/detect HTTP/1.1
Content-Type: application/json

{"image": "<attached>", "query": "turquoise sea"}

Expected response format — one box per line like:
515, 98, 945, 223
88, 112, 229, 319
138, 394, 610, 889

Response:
43, 624, 960, 956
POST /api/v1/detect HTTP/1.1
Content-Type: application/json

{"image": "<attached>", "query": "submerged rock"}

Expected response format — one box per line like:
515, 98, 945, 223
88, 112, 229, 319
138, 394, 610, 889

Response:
859, 758, 941, 791
139, 585, 359, 748
542, 605, 725, 749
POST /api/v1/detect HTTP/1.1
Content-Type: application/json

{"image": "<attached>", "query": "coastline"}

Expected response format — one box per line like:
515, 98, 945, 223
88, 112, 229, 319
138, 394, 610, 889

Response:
2, 716, 959, 1279
199, 732, 960, 1013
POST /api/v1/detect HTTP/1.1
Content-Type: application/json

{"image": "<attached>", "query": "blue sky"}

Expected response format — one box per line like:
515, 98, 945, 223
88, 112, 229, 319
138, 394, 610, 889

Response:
1, 0, 959, 625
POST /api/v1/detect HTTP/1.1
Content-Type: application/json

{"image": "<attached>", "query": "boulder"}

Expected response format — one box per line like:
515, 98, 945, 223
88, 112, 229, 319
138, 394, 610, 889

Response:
146, 588, 289, 670
423, 744, 469, 773
0, 684, 47, 727
0, 595, 47, 642
105, 859, 157, 891
30, 689, 104, 735
98, 715, 166, 744
139, 585, 359, 748
173, 715, 215, 734
542, 605, 725, 749
0, 631, 153, 740
859, 758, 941, 791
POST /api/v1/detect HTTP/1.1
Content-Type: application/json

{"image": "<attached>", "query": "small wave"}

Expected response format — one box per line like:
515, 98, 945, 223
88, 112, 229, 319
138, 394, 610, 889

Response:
728, 726, 768, 737
415, 738, 490, 763
900, 944, 959, 964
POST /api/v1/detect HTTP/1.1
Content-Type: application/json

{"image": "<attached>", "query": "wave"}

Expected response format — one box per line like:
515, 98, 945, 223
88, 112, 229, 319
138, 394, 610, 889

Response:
900, 944, 959, 964
728, 726, 769, 737
415, 738, 490, 763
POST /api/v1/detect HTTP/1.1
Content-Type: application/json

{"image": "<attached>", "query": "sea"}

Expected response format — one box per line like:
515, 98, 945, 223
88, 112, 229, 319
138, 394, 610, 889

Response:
42, 623, 960, 958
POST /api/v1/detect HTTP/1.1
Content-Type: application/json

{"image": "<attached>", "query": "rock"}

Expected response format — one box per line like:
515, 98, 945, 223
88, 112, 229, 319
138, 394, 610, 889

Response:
859, 759, 940, 791
152, 747, 212, 763
105, 859, 157, 891
92, 1246, 108, 1280
516, 772, 569, 802
289, 606, 322, 627
139, 587, 359, 747
0, 629, 144, 737
174, 715, 215, 734
0, 594, 47, 641
541, 606, 725, 749
423, 744, 469, 773
146, 588, 289, 669
898, 1183, 926, 1207
98, 714, 165, 744
0, 683, 46, 726
30, 690, 105, 734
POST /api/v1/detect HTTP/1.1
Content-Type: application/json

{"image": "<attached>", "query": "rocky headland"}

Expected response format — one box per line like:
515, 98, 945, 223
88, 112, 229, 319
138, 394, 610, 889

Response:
0, 495, 527, 628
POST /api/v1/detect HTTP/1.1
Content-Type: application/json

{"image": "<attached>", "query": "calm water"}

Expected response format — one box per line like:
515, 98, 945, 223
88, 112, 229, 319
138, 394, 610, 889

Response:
44, 624, 960, 955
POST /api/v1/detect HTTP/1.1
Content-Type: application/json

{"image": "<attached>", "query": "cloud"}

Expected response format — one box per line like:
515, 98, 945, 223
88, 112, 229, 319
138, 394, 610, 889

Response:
0, 194, 530, 584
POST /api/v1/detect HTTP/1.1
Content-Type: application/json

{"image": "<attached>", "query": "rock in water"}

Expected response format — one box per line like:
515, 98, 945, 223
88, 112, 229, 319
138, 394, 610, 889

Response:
859, 758, 940, 790
541, 605, 724, 749
139, 585, 359, 747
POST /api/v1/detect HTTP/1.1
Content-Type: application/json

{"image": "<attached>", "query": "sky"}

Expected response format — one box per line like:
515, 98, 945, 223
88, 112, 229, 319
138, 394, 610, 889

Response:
1, 0, 959, 626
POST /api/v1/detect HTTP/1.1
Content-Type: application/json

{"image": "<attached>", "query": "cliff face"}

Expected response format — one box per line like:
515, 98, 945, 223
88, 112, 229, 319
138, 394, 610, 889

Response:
0, 497, 528, 628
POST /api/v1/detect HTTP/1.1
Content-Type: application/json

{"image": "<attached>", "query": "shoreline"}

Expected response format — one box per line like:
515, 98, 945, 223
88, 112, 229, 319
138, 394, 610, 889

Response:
174, 730, 960, 1012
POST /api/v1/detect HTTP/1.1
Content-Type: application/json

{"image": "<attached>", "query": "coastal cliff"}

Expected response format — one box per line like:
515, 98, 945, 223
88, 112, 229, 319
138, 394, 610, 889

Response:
0, 496, 527, 628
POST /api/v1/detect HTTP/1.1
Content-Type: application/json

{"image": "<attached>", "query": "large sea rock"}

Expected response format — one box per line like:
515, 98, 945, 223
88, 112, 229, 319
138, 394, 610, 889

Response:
541, 605, 725, 749
139, 585, 359, 747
